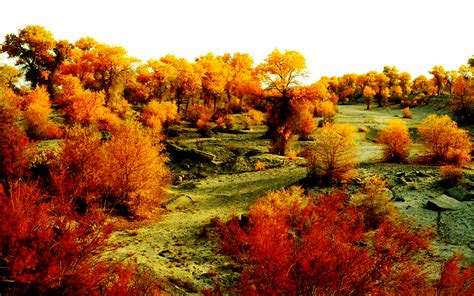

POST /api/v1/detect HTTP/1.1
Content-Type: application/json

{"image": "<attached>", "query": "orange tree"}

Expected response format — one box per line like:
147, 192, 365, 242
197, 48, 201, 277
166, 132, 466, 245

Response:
377, 119, 413, 162
418, 115, 471, 166
257, 49, 308, 155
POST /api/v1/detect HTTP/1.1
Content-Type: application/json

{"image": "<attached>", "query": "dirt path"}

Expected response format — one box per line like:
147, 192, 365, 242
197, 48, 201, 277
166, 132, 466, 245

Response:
103, 164, 307, 293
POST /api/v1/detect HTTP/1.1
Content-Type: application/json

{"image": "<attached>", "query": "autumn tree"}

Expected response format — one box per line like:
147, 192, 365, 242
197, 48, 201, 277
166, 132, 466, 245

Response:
223, 52, 260, 110
131, 58, 177, 103
363, 85, 376, 109
55, 75, 111, 126
0, 64, 21, 90
429, 65, 447, 96
141, 100, 179, 131
450, 68, 474, 124
304, 123, 358, 184
336, 73, 358, 104
60, 37, 137, 103
1, 25, 70, 97
101, 123, 170, 217
418, 115, 471, 166
351, 175, 397, 229
23, 86, 62, 139
377, 119, 413, 162
196, 53, 228, 111
257, 49, 308, 155
160, 55, 202, 114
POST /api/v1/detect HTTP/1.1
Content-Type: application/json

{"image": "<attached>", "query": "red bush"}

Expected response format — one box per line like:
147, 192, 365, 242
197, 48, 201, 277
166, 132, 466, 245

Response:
216, 187, 470, 295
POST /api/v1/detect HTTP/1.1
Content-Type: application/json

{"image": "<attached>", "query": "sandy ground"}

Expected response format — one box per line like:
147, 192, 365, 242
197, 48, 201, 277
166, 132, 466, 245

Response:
102, 104, 474, 293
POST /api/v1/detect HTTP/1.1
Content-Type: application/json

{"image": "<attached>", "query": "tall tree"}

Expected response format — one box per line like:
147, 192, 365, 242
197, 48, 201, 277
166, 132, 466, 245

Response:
60, 37, 138, 103
160, 55, 202, 114
196, 53, 228, 111
429, 65, 447, 96
257, 49, 307, 155
1, 25, 68, 97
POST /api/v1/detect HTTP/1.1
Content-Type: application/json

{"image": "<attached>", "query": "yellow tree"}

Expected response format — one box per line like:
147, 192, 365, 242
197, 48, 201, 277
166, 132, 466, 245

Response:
372, 72, 390, 107
224, 52, 261, 109
363, 85, 376, 110
1, 25, 71, 98
0, 65, 21, 90
338, 74, 357, 104
429, 65, 447, 96
102, 123, 170, 217
305, 123, 358, 185
60, 37, 138, 103
257, 49, 308, 155
135, 59, 177, 102
377, 119, 413, 162
196, 53, 228, 111
418, 115, 471, 166
160, 55, 202, 114
23, 86, 62, 139
451, 74, 473, 124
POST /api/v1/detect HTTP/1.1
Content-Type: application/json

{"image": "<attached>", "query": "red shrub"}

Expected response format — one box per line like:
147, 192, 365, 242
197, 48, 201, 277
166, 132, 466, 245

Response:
216, 187, 469, 295
436, 254, 474, 295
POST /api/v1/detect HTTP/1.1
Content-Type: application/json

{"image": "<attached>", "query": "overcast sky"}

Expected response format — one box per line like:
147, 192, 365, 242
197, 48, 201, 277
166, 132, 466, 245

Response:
1, 0, 472, 82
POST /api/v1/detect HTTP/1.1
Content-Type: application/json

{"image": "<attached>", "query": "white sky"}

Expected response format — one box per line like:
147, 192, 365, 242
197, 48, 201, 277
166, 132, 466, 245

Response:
1, 0, 472, 82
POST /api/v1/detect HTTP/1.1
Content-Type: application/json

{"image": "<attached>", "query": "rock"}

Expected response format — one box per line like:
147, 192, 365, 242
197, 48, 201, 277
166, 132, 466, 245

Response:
392, 194, 405, 202
245, 149, 263, 157
445, 187, 468, 201
399, 176, 409, 186
164, 194, 195, 210
426, 194, 463, 211
166, 142, 219, 164
415, 170, 431, 177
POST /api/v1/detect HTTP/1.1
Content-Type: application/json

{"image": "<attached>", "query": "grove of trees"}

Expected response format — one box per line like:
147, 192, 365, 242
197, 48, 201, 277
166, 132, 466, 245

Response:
1, 25, 473, 294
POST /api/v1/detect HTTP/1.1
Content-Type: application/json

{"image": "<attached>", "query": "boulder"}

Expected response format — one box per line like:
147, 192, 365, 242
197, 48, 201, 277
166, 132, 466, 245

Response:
426, 194, 463, 211
392, 194, 405, 202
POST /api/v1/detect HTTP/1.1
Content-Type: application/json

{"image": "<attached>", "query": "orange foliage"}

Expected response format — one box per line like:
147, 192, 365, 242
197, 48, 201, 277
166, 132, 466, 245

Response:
296, 109, 316, 139
402, 107, 413, 119
418, 115, 471, 166
363, 85, 376, 109
439, 165, 464, 187
141, 100, 179, 131
305, 124, 358, 184
187, 105, 212, 126
52, 124, 170, 217
0, 97, 37, 191
377, 119, 413, 162
314, 100, 336, 123
0, 181, 139, 294
254, 161, 266, 171
351, 176, 397, 229
217, 187, 441, 295
23, 86, 62, 139
247, 109, 264, 126
57, 76, 108, 125
51, 125, 104, 210
223, 114, 235, 130
102, 123, 170, 217
450, 75, 473, 124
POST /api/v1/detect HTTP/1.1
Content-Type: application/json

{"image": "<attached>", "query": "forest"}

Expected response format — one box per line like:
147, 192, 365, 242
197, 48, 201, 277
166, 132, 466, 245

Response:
0, 25, 473, 295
